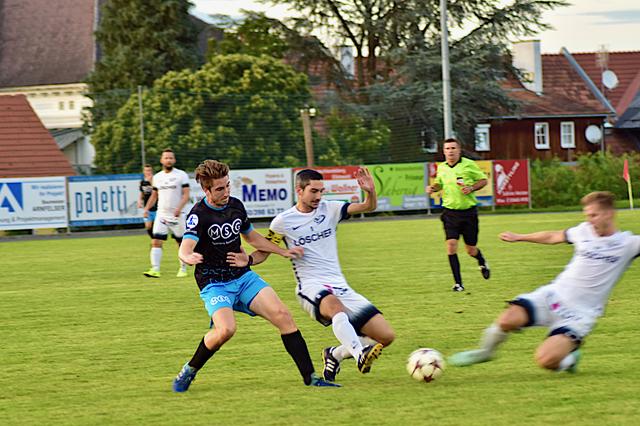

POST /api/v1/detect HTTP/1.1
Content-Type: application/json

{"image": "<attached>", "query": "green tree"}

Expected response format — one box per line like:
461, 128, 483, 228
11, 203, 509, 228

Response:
86, 0, 200, 126
92, 54, 311, 173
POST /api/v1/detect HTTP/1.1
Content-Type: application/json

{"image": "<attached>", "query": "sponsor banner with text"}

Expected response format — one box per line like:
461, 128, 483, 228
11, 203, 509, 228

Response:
292, 166, 362, 203
0, 177, 68, 230
68, 174, 143, 226
493, 159, 530, 205
368, 163, 429, 211
187, 168, 293, 218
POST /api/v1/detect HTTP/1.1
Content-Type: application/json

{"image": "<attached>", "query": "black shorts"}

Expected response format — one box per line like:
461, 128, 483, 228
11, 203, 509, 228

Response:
440, 207, 479, 246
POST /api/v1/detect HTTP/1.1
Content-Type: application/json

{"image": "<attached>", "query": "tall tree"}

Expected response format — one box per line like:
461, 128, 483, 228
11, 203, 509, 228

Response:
86, 0, 200, 126
91, 54, 311, 173
265, 0, 567, 87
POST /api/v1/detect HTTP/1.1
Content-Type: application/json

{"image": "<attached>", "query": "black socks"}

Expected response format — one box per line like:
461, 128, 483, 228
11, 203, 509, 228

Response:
188, 338, 218, 370
448, 254, 462, 284
281, 330, 315, 385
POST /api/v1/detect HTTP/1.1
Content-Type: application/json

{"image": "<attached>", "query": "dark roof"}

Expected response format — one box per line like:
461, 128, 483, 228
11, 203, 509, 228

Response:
0, 0, 98, 88
570, 51, 640, 115
0, 95, 75, 177
497, 54, 611, 118
617, 92, 640, 129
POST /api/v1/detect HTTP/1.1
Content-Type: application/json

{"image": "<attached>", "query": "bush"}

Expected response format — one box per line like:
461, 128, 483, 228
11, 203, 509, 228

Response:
531, 151, 639, 208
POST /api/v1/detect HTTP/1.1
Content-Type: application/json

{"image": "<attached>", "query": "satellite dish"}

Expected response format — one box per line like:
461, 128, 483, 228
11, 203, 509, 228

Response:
585, 125, 603, 144
602, 70, 619, 90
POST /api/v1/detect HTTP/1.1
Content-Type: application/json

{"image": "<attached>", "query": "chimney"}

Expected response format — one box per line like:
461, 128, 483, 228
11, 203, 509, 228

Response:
512, 40, 543, 94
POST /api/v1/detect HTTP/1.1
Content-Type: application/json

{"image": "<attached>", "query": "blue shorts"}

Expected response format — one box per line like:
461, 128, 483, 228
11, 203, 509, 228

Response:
144, 211, 156, 223
199, 271, 269, 319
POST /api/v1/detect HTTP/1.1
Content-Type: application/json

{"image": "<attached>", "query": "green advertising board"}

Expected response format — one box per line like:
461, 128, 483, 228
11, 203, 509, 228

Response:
368, 163, 429, 211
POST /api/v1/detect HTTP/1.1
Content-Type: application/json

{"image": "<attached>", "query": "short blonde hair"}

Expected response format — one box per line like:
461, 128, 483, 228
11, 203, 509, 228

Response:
581, 191, 615, 210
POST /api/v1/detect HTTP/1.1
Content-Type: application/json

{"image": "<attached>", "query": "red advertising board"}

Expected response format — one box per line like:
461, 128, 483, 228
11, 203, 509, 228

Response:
292, 166, 362, 203
493, 159, 530, 205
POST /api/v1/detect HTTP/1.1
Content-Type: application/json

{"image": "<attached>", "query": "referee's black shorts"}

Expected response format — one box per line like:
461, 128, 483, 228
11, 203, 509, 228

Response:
440, 206, 479, 246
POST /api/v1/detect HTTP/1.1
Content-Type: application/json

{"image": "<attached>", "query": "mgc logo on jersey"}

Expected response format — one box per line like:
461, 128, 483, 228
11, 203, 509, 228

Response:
208, 218, 242, 240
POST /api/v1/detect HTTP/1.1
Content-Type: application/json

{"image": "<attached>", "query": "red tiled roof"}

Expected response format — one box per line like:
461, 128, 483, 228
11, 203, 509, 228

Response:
0, 95, 75, 178
570, 51, 640, 115
0, 0, 98, 88
499, 54, 610, 117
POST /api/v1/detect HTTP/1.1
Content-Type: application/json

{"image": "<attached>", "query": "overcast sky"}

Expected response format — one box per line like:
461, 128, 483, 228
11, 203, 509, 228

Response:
192, 0, 640, 54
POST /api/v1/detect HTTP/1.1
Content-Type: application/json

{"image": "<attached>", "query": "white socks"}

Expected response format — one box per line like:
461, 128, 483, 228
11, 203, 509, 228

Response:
331, 312, 364, 360
556, 352, 577, 371
150, 247, 162, 271
332, 336, 377, 362
480, 323, 508, 354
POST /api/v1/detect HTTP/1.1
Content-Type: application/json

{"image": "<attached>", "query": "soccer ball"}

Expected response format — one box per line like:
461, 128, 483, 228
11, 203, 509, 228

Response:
406, 348, 445, 382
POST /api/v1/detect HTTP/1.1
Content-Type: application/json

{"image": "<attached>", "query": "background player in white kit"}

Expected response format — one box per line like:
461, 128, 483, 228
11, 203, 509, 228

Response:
449, 192, 640, 372
143, 149, 191, 278
230, 168, 395, 382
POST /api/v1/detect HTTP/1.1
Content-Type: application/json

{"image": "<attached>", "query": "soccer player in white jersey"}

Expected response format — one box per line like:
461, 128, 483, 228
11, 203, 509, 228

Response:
449, 192, 640, 373
142, 149, 191, 278
229, 168, 395, 382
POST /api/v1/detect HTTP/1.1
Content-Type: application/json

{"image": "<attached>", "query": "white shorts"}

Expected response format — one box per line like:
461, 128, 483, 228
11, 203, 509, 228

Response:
152, 213, 186, 240
296, 282, 381, 333
511, 284, 597, 343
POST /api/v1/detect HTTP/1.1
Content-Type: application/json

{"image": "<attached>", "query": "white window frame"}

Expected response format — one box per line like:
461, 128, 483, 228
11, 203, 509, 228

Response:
560, 121, 575, 148
534, 122, 549, 149
474, 124, 491, 152
420, 128, 438, 153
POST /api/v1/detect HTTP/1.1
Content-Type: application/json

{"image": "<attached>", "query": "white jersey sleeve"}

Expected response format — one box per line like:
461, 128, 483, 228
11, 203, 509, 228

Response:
565, 223, 585, 244
266, 214, 286, 246
325, 200, 351, 224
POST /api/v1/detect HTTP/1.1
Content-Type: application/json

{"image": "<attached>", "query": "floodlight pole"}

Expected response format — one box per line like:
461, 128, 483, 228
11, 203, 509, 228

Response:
301, 108, 314, 167
138, 85, 146, 169
440, 0, 453, 139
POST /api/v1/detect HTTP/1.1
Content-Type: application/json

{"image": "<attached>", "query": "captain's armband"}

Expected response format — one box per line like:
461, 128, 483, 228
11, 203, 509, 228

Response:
266, 229, 284, 245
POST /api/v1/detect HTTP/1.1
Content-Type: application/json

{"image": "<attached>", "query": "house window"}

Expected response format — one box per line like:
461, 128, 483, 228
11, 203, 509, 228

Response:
58, 101, 65, 110
534, 122, 549, 149
475, 124, 490, 151
420, 128, 437, 153
68, 100, 75, 110
560, 121, 575, 148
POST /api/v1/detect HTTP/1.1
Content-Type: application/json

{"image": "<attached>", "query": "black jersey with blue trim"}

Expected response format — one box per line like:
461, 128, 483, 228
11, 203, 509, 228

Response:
183, 196, 253, 289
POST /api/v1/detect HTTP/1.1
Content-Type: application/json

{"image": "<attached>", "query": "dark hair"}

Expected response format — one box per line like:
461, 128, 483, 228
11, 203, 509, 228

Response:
161, 148, 174, 155
442, 138, 461, 147
143, 164, 153, 169
296, 169, 323, 189
581, 191, 615, 210
195, 160, 230, 190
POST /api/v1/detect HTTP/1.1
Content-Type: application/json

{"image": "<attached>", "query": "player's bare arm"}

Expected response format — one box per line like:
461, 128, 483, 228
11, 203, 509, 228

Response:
462, 178, 488, 195
347, 167, 377, 214
174, 186, 190, 217
499, 230, 566, 245
242, 229, 303, 259
143, 190, 158, 218
178, 237, 204, 265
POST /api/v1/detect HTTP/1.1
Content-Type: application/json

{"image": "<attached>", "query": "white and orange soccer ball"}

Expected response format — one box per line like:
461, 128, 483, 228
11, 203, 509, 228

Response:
406, 348, 445, 382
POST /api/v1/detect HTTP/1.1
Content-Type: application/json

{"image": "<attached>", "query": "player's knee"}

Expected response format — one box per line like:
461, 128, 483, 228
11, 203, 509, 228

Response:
378, 330, 395, 347
272, 307, 295, 329
216, 325, 237, 343
534, 349, 560, 370
465, 245, 477, 256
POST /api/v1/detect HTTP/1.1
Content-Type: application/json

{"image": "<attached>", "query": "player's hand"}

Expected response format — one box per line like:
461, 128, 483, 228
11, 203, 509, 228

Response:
356, 167, 375, 193
143, 210, 149, 218
461, 186, 474, 195
283, 246, 304, 260
426, 185, 435, 194
137, 200, 143, 209
173, 208, 181, 218
227, 247, 250, 267
499, 231, 520, 242
183, 252, 204, 265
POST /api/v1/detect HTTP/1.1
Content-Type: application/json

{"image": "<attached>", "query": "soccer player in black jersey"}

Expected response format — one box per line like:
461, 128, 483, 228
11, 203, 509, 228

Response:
172, 160, 339, 391
137, 164, 157, 238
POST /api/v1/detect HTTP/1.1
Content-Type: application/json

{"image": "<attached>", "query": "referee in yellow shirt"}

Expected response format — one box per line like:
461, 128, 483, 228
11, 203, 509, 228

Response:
426, 138, 490, 292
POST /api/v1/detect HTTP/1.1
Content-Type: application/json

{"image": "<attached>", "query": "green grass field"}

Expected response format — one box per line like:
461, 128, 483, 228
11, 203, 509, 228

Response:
2, 211, 639, 425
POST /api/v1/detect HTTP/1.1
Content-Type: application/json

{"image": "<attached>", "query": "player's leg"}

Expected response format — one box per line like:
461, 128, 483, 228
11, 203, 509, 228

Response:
360, 314, 395, 348
449, 303, 530, 366
534, 333, 579, 371
442, 207, 464, 291
143, 211, 155, 238
171, 216, 188, 277
248, 283, 339, 387
319, 294, 366, 362
144, 218, 166, 277
173, 307, 236, 392
462, 212, 490, 280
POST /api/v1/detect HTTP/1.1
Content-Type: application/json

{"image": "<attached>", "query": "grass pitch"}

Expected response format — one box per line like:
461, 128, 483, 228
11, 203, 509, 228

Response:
1, 211, 639, 425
